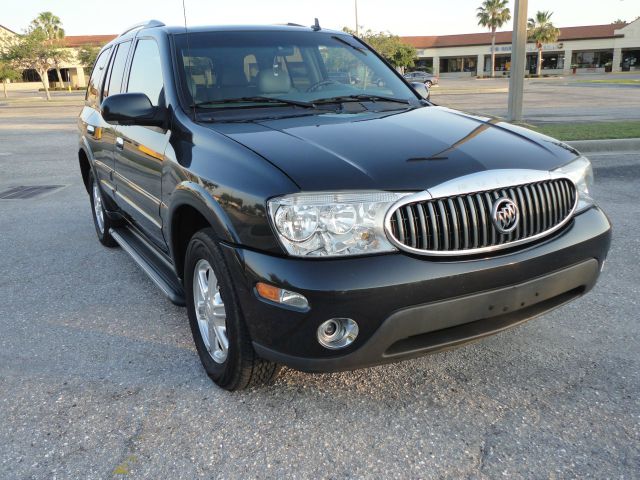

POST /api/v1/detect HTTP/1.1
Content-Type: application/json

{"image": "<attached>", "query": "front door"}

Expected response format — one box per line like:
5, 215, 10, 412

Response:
113, 38, 169, 250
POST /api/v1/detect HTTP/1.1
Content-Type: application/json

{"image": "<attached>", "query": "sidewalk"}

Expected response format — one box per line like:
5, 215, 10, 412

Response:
567, 138, 640, 154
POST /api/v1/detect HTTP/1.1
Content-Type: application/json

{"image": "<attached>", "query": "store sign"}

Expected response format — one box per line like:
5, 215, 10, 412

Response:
493, 43, 564, 53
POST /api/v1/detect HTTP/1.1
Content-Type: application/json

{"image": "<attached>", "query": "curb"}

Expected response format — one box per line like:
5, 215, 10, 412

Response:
433, 88, 508, 95
566, 138, 640, 154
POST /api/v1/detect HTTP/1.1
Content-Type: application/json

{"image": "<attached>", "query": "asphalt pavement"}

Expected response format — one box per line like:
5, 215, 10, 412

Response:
431, 74, 640, 123
0, 99, 638, 479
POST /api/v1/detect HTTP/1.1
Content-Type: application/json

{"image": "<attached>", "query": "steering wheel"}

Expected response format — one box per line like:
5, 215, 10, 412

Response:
306, 79, 341, 93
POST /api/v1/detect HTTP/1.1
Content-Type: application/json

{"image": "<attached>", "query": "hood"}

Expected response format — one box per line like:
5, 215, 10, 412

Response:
208, 106, 579, 191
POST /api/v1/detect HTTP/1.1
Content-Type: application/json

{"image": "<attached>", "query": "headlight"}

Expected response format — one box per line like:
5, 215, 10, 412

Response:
268, 192, 406, 257
553, 156, 594, 213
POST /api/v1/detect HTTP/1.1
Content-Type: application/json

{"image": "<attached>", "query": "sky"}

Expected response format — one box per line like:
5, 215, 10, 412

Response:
2, 0, 638, 37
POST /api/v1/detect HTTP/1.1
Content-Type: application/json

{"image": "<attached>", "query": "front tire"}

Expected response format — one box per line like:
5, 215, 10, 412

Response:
88, 171, 117, 248
184, 228, 280, 390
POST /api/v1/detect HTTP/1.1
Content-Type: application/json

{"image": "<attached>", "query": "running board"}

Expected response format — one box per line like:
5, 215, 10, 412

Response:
109, 227, 185, 306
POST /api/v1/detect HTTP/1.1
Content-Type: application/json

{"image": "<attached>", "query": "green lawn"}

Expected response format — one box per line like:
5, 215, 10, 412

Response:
576, 79, 640, 85
528, 121, 640, 141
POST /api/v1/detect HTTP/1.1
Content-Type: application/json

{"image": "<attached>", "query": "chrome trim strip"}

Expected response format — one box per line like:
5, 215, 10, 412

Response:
94, 159, 113, 174
100, 179, 115, 192
115, 190, 162, 229
427, 169, 552, 198
384, 170, 578, 257
113, 170, 161, 207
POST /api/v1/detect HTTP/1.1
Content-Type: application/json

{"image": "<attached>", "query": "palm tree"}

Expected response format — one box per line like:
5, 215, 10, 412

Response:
528, 11, 561, 76
477, 0, 511, 78
29, 12, 66, 87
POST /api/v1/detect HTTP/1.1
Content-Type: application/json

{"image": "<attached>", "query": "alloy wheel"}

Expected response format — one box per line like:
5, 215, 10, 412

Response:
193, 259, 228, 363
93, 180, 105, 234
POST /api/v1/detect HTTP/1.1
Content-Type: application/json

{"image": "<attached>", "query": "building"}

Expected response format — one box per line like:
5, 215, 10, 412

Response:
0, 24, 116, 89
2, 19, 640, 87
402, 19, 640, 77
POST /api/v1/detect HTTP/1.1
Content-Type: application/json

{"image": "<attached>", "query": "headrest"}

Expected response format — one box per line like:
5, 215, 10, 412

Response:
187, 75, 197, 98
258, 69, 292, 94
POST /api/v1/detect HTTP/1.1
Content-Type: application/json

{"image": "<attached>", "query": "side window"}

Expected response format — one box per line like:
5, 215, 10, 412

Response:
104, 41, 131, 99
86, 47, 111, 107
127, 39, 164, 106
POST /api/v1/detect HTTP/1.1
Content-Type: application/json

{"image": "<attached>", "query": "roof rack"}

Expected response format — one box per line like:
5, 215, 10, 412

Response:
119, 19, 165, 37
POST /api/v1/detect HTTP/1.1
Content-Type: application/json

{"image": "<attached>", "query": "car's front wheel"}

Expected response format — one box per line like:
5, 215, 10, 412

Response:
184, 228, 280, 390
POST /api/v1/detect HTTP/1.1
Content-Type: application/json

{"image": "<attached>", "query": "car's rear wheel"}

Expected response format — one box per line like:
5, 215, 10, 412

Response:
88, 171, 117, 247
184, 228, 280, 390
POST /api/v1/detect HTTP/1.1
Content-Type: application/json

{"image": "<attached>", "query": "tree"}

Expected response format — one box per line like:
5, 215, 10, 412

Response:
477, 0, 511, 77
78, 45, 100, 68
343, 28, 417, 69
4, 30, 60, 100
611, 19, 626, 26
29, 11, 67, 87
528, 11, 561, 76
0, 59, 21, 98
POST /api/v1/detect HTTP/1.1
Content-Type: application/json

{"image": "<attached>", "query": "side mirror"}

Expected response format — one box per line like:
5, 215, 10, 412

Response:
410, 81, 430, 100
101, 93, 165, 127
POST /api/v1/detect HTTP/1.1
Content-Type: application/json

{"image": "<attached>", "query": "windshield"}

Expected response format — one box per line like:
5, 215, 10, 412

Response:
172, 30, 418, 111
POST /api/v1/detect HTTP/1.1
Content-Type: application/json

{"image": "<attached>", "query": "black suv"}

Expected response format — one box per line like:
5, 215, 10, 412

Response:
78, 21, 611, 390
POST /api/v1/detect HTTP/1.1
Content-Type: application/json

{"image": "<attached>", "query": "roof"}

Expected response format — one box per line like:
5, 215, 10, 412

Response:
160, 24, 345, 35
63, 35, 117, 47
402, 23, 626, 49
69, 24, 346, 49
0, 24, 19, 36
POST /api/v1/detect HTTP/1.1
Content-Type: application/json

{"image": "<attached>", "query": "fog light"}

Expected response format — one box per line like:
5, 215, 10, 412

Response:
317, 318, 358, 349
255, 282, 309, 311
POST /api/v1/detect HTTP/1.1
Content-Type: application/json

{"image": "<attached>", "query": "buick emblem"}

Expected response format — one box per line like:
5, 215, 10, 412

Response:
491, 198, 519, 234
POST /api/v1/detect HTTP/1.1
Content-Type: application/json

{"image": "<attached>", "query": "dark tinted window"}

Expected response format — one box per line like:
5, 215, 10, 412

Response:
86, 47, 111, 106
104, 41, 131, 98
127, 39, 164, 106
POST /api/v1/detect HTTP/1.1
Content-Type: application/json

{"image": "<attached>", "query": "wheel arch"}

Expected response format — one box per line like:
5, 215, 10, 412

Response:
78, 145, 93, 194
167, 183, 239, 280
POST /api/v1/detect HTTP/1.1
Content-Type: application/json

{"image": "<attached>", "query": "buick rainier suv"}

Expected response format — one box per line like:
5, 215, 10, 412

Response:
77, 20, 611, 390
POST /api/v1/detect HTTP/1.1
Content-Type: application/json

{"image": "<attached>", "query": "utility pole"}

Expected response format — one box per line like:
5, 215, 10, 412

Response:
507, 0, 528, 122
355, 0, 359, 36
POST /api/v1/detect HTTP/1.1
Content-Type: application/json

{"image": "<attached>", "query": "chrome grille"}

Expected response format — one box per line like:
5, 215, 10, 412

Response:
387, 178, 577, 255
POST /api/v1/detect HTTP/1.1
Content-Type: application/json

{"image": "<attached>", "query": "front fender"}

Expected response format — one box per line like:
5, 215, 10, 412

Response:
166, 181, 239, 247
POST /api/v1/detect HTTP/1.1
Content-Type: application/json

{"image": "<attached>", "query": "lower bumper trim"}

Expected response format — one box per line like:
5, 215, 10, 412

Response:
254, 258, 599, 373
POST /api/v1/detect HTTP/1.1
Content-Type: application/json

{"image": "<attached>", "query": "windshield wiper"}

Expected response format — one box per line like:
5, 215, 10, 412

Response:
311, 94, 410, 105
191, 96, 315, 109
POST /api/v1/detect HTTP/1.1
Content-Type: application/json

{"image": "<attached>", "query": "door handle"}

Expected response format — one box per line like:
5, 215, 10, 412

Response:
116, 137, 124, 150
86, 124, 95, 135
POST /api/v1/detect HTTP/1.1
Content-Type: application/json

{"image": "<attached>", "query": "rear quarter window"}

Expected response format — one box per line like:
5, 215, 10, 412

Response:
86, 47, 111, 108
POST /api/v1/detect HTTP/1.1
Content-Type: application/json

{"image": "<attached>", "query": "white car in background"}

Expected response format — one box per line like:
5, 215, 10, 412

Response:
404, 71, 439, 87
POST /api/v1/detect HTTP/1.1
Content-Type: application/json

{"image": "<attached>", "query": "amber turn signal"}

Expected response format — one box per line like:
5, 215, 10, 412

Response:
255, 282, 309, 310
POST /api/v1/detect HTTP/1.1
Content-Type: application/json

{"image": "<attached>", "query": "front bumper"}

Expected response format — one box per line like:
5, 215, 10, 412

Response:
221, 207, 611, 373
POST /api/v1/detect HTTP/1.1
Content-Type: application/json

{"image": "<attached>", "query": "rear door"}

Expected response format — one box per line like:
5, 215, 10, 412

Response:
113, 37, 169, 250
81, 46, 113, 192
91, 40, 132, 195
